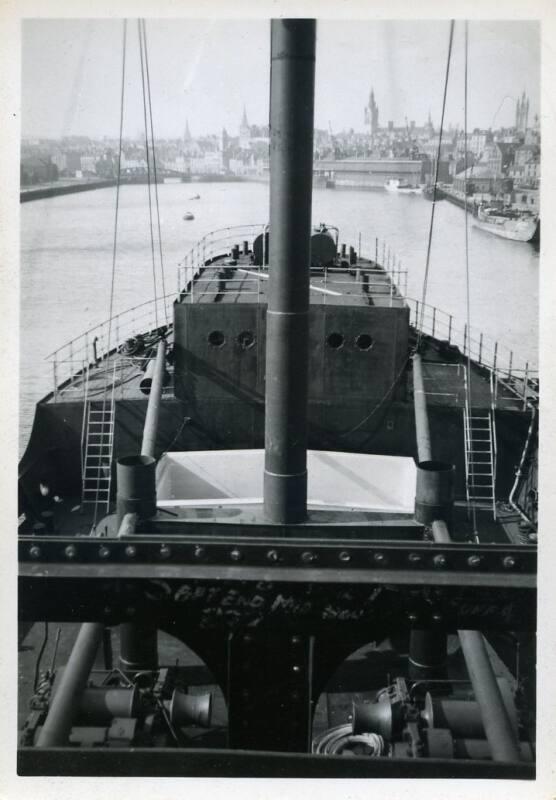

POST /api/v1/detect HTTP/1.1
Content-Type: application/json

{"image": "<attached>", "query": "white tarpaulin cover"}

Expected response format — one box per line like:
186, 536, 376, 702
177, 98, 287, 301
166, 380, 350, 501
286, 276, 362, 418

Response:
156, 450, 416, 513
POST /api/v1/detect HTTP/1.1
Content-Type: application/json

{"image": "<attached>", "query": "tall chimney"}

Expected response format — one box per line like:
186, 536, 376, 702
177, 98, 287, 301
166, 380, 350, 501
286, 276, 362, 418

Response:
263, 19, 316, 524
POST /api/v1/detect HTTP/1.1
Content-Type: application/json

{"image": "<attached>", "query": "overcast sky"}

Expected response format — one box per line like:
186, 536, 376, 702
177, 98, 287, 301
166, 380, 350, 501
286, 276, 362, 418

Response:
21, 19, 540, 140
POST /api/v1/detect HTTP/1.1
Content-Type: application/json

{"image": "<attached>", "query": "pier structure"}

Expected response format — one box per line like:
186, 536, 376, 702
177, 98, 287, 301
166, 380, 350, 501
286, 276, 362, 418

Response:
313, 158, 423, 189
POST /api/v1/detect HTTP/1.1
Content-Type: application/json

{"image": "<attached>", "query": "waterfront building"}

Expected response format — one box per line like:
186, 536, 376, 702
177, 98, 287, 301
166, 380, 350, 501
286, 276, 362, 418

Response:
420, 137, 454, 161
95, 151, 117, 179
481, 142, 503, 178
51, 151, 67, 173
469, 129, 490, 158
20, 155, 58, 185
453, 164, 497, 195
512, 186, 539, 213
64, 151, 84, 176
79, 155, 97, 175
510, 142, 540, 191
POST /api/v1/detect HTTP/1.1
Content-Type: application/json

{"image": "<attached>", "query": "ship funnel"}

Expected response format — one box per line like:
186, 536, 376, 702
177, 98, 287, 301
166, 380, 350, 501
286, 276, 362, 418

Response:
263, 19, 316, 524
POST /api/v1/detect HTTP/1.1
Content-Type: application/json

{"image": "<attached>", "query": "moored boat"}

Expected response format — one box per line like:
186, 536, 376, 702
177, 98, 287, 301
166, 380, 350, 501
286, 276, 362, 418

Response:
423, 183, 446, 201
474, 205, 539, 242
384, 178, 423, 194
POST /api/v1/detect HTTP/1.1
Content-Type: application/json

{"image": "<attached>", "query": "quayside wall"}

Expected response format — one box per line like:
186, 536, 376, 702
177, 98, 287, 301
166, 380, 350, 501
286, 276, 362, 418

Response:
20, 180, 117, 203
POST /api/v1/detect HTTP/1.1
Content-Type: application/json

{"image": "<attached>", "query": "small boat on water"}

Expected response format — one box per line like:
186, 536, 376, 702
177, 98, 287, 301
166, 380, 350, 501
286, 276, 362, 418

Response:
183, 211, 195, 221
189, 193, 201, 200
423, 183, 446, 201
384, 178, 423, 195
474, 205, 538, 242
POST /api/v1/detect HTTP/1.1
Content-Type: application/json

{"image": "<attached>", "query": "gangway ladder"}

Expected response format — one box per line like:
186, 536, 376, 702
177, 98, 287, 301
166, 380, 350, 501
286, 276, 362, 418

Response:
81, 360, 117, 515
462, 367, 497, 521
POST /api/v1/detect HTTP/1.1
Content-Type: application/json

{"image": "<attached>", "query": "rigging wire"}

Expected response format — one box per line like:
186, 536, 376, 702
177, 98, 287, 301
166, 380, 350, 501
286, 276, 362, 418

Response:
138, 18, 160, 329
416, 19, 455, 351
141, 19, 169, 326
91, 19, 127, 531
463, 21, 479, 540
106, 20, 127, 388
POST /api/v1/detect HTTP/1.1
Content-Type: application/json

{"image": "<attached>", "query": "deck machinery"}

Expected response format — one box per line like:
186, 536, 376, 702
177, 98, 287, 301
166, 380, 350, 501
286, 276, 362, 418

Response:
18, 20, 536, 778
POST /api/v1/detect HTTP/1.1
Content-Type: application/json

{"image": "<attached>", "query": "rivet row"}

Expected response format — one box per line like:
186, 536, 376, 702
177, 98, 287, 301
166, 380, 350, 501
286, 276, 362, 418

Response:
24, 543, 524, 573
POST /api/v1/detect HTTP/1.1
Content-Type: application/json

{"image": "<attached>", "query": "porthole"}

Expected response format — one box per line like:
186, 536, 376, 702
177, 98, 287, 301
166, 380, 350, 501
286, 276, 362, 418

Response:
355, 333, 373, 351
327, 332, 344, 350
208, 330, 226, 348
237, 330, 255, 350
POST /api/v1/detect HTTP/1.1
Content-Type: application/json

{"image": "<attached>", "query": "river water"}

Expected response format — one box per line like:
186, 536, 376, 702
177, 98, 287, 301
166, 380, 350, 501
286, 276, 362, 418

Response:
20, 180, 539, 453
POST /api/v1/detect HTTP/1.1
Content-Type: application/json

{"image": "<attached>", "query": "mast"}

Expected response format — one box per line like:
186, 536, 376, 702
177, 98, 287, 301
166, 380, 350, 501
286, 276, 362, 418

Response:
263, 19, 316, 524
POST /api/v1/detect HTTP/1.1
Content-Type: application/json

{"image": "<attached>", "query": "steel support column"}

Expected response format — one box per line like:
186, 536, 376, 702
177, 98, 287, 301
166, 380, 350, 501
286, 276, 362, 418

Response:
227, 631, 314, 752
431, 520, 522, 762
36, 622, 103, 747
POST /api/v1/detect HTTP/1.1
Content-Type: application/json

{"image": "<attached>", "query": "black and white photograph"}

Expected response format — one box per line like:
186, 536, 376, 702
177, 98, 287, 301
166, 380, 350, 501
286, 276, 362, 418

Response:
3, 2, 556, 796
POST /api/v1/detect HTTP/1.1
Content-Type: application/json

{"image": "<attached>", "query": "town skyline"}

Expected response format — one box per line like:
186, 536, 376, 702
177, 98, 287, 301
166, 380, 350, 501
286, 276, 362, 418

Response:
20, 95, 538, 146
22, 19, 540, 141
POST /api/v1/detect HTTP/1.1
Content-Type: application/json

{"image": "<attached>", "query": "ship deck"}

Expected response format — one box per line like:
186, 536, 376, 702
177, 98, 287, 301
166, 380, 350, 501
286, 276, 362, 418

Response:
20, 485, 526, 545
44, 250, 534, 413
46, 341, 532, 414
185, 250, 405, 308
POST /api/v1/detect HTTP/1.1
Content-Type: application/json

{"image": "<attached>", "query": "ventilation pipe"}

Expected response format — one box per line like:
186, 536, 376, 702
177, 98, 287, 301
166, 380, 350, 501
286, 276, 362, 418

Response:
119, 338, 167, 671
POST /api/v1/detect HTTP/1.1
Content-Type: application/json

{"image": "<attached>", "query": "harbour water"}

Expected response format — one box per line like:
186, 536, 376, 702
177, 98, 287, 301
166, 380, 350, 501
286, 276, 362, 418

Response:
19, 180, 539, 453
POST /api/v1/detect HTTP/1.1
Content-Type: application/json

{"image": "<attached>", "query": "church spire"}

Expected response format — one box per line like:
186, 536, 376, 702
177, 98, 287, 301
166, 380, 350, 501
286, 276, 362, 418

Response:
241, 105, 249, 129
365, 87, 379, 139
239, 105, 250, 150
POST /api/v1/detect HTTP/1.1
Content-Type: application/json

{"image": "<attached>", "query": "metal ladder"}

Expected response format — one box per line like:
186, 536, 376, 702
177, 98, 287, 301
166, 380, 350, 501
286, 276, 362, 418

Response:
81, 362, 116, 514
463, 368, 497, 520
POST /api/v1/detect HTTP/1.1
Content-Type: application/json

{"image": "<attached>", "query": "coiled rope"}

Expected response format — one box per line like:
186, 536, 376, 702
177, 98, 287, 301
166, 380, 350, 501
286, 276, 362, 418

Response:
312, 724, 386, 756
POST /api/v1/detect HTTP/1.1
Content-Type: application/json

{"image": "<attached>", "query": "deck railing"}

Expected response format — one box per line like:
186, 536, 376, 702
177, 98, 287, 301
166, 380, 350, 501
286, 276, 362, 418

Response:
46, 293, 175, 399
359, 240, 408, 298
177, 223, 268, 292
177, 225, 408, 306
405, 297, 538, 407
